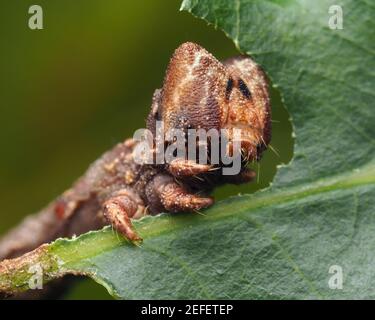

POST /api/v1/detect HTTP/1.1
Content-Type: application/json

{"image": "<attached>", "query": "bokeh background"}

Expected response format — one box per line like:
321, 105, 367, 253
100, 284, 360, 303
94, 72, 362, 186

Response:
0, 0, 293, 299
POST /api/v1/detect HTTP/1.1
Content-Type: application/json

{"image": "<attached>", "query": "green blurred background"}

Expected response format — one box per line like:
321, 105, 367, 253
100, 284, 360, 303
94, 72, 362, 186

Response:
0, 0, 293, 299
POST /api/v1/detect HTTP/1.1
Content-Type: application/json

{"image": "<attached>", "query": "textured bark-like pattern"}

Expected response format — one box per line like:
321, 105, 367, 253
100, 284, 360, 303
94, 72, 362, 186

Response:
0, 42, 271, 261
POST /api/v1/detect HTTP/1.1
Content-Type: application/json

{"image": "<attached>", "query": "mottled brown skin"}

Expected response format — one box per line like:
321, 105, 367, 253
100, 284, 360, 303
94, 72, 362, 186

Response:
0, 42, 271, 258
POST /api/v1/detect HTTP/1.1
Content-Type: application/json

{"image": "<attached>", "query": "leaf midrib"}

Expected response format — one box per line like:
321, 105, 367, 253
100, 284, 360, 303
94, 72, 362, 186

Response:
53, 161, 375, 267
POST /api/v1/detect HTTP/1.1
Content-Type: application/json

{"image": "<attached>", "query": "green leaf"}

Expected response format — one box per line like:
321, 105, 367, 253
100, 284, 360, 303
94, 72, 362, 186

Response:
1, 0, 374, 298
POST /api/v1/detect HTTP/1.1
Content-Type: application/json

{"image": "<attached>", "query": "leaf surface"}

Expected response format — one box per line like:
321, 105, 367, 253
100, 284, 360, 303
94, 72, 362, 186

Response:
1, 0, 374, 299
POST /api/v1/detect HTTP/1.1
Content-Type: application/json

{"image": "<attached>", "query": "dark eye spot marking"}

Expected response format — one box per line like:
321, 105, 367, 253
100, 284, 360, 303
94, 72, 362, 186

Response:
238, 79, 252, 99
225, 78, 234, 100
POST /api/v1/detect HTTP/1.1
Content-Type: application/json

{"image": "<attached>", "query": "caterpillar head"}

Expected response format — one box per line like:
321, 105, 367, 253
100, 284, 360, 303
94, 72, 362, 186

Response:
147, 42, 271, 165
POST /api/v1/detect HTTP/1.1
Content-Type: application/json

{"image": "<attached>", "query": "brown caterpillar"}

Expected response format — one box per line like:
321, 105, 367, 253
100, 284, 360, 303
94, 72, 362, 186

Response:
0, 42, 271, 257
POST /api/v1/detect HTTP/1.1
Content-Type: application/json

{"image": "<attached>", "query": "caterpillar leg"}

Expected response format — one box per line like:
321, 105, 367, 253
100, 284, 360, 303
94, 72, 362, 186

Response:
102, 189, 145, 244
147, 174, 213, 213
167, 158, 213, 178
